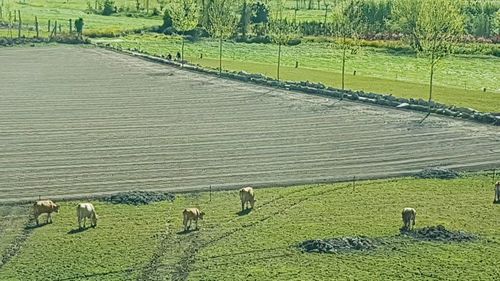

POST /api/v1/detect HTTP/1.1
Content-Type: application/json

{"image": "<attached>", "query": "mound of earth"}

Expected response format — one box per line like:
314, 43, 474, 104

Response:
400, 225, 476, 242
298, 236, 379, 253
415, 167, 460, 179
101, 191, 175, 205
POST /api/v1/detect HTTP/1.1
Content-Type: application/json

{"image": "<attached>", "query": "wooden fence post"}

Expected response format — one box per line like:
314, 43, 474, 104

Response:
352, 176, 356, 191
48, 19, 51, 32
17, 10, 21, 38
209, 185, 212, 202
69, 18, 72, 33
35, 16, 39, 38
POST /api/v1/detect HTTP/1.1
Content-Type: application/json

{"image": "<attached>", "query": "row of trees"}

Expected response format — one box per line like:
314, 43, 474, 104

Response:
159, 0, 499, 39
165, 0, 468, 122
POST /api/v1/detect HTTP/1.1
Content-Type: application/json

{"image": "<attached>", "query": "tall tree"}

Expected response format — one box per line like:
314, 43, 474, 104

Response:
239, 0, 252, 39
269, 0, 298, 81
415, 0, 464, 122
206, 0, 239, 74
167, 0, 200, 63
393, 0, 423, 51
331, 0, 364, 91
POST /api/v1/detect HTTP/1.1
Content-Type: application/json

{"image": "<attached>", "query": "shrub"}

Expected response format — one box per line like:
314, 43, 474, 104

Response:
102, 0, 115, 16
101, 191, 175, 205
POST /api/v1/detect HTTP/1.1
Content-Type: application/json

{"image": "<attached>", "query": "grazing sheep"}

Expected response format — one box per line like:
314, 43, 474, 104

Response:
33, 200, 60, 226
239, 187, 256, 212
77, 203, 98, 229
402, 208, 416, 231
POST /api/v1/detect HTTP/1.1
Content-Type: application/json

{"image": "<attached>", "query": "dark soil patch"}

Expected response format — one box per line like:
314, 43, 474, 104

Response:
400, 225, 477, 242
0, 220, 35, 269
298, 236, 381, 253
415, 167, 460, 179
101, 191, 175, 205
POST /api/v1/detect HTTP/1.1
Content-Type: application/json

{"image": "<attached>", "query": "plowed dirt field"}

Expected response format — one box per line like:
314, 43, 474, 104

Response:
0, 45, 498, 202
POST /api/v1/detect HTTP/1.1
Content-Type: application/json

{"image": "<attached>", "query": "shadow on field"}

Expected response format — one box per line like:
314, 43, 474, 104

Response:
176, 228, 199, 235
237, 208, 252, 216
25, 222, 48, 229
67, 228, 91, 235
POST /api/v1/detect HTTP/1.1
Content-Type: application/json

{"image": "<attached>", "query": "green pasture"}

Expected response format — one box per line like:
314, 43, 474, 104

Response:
103, 34, 500, 113
0, 175, 499, 280
0, 0, 162, 35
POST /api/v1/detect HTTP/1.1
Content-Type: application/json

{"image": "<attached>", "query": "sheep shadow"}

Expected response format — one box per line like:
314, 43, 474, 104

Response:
67, 227, 91, 235
25, 222, 50, 229
237, 208, 252, 216
176, 228, 199, 235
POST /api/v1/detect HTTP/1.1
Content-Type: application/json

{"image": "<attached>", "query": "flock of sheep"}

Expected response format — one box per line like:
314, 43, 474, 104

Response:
32, 182, 500, 232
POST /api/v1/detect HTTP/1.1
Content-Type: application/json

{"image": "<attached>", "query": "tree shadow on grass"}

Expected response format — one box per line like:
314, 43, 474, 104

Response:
236, 208, 252, 216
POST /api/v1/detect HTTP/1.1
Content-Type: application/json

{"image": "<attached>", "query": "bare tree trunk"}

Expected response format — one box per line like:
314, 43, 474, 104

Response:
277, 42, 282, 81
323, 5, 328, 25
181, 37, 185, 66
17, 10, 21, 38
35, 16, 39, 38
420, 53, 435, 124
8, 11, 12, 39
341, 46, 346, 91
219, 37, 222, 74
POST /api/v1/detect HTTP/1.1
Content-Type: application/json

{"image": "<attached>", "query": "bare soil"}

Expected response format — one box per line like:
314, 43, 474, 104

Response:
0, 45, 499, 202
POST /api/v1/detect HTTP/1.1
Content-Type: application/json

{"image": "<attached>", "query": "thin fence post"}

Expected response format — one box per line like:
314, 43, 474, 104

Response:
209, 185, 212, 202
352, 176, 356, 191
35, 16, 39, 38
54, 20, 57, 37
69, 18, 72, 33
48, 19, 51, 32
17, 10, 21, 38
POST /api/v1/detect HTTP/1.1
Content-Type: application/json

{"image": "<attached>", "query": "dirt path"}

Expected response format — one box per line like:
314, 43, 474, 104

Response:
0, 207, 33, 270
0, 45, 499, 203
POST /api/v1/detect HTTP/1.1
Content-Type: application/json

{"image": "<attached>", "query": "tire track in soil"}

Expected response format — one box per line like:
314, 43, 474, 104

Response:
137, 185, 312, 281
168, 184, 352, 281
0, 208, 34, 270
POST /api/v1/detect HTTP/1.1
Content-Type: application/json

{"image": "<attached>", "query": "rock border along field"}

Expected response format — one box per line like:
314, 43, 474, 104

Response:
0, 45, 499, 203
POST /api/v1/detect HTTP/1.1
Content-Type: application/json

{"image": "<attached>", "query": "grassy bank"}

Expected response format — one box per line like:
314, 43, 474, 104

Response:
101, 34, 500, 113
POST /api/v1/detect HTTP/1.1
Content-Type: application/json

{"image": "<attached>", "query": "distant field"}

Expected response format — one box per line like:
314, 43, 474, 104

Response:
0, 175, 499, 280
1, 45, 499, 203
0, 0, 162, 35
0, 0, 330, 36
102, 34, 500, 113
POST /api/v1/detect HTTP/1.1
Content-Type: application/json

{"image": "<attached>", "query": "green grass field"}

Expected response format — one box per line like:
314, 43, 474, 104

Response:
101, 34, 500, 113
0, 0, 162, 36
1, 175, 499, 280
